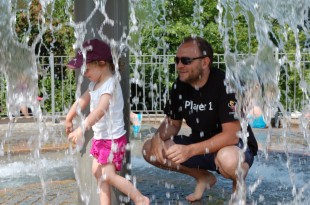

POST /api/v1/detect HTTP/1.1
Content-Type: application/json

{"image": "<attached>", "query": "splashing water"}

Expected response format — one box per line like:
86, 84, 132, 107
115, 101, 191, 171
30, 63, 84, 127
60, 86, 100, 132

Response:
217, 0, 310, 204
0, 0, 50, 202
0, 0, 310, 204
0, 0, 40, 118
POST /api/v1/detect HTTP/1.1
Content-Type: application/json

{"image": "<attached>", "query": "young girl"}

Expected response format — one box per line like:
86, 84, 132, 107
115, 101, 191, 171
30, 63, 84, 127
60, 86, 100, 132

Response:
65, 39, 149, 205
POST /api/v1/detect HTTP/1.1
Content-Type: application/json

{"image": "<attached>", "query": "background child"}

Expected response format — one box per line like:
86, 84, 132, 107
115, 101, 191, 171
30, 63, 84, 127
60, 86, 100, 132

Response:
248, 105, 267, 128
130, 112, 143, 137
65, 38, 149, 205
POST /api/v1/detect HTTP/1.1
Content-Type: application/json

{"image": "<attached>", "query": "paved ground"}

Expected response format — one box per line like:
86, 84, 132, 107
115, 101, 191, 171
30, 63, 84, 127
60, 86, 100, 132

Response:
0, 180, 78, 205
0, 117, 309, 204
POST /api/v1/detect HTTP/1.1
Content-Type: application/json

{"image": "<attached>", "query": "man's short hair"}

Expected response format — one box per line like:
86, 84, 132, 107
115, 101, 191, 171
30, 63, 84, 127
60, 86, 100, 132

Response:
182, 36, 214, 66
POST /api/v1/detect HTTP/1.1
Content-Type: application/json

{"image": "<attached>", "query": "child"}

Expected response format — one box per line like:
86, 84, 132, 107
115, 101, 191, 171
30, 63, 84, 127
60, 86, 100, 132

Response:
65, 38, 149, 205
248, 105, 267, 128
130, 112, 143, 137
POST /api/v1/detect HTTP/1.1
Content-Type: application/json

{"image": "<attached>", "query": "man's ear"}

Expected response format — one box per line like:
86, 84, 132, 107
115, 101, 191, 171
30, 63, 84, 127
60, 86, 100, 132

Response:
202, 57, 211, 68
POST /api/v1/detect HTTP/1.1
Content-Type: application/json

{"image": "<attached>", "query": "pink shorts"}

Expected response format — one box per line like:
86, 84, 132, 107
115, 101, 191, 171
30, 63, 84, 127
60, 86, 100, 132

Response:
90, 135, 127, 171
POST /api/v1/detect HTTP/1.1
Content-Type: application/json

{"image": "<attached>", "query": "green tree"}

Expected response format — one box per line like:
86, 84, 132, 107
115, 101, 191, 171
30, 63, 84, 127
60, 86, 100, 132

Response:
10, 0, 310, 113
15, 0, 75, 56
135, 0, 222, 55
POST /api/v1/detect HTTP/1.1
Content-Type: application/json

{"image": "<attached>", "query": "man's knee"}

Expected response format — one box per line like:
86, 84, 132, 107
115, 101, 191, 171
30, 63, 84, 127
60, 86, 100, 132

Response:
215, 147, 239, 175
141, 139, 151, 161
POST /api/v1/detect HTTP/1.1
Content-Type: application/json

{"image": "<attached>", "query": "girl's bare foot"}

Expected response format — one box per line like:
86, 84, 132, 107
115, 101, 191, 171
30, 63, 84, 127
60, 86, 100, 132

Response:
186, 172, 217, 202
134, 196, 150, 205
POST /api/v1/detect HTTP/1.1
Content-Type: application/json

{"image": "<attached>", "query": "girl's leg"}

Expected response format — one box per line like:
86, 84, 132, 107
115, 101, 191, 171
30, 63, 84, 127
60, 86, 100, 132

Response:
20, 105, 30, 117
92, 159, 111, 205
102, 163, 149, 205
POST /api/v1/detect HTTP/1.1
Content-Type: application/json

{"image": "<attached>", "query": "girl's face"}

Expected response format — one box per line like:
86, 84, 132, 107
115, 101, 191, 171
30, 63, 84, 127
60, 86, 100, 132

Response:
84, 61, 104, 82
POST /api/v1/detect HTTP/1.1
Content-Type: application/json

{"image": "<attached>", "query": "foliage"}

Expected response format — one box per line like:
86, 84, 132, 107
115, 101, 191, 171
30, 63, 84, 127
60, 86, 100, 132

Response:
135, 0, 222, 55
14, 0, 75, 56
0, 75, 7, 116
38, 65, 76, 114
278, 57, 310, 112
7, 0, 310, 114
130, 0, 310, 112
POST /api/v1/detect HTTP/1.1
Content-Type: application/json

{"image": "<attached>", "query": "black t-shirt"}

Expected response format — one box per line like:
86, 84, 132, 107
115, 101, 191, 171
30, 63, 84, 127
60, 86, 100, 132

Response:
164, 68, 258, 156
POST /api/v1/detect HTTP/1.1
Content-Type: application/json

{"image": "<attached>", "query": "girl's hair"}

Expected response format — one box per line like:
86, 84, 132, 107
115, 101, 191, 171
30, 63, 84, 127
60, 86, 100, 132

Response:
103, 61, 115, 72
92, 57, 126, 74
92, 60, 115, 72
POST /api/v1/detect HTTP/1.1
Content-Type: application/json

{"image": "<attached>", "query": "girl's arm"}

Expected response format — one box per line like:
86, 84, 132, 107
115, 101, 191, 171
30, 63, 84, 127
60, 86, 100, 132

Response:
65, 89, 91, 135
84, 93, 111, 130
67, 93, 111, 143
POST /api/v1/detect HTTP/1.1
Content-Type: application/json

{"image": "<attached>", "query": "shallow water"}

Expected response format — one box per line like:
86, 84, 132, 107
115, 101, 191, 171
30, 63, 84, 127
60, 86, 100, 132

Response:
132, 151, 310, 204
0, 123, 309, 204
1, 147, 309, 204
0, 151, 74, 189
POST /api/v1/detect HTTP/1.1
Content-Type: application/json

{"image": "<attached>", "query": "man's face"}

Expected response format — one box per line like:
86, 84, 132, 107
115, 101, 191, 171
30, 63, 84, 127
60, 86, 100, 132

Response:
175, 42, 204, 85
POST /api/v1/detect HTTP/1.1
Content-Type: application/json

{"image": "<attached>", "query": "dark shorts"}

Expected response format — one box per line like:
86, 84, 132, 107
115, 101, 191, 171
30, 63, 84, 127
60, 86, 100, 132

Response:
173, 135, 254, 173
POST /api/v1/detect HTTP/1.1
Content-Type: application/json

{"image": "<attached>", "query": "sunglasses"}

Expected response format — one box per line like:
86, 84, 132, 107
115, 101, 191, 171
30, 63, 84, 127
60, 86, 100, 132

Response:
174, 55, 207, 65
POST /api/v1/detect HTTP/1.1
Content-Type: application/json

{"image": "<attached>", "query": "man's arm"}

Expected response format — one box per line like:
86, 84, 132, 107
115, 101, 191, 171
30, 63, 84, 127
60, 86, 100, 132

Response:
150, 116, 182, 163
192, 120, 240, 155
155, 116, 182, 141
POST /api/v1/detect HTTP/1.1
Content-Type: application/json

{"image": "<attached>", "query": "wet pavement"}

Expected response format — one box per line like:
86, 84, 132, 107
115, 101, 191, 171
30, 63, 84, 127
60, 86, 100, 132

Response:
0, 180, 78, 205
0, 118, 309, 204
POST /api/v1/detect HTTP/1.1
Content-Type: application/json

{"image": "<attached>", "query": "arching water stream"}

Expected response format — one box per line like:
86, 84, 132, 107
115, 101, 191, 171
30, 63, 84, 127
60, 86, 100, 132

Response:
0, 0, 309, 204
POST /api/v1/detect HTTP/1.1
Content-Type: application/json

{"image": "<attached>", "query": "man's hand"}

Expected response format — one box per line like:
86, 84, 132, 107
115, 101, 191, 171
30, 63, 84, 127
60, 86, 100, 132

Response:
166, 144, 192, 164
150, 135, 167, 164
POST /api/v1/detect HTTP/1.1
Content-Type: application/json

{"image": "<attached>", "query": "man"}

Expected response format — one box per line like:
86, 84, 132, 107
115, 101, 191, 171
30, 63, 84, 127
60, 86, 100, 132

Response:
142, 36, 258, 202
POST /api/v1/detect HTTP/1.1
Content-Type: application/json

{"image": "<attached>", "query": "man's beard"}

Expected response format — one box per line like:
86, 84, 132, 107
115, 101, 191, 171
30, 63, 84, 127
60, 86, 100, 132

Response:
179, 66, 203, 86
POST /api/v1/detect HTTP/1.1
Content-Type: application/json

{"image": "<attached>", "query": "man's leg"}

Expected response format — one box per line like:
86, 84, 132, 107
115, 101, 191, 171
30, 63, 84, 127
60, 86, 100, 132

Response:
142, 138, 216, 202
215, 146, 250, 191
215, 145, 250, 204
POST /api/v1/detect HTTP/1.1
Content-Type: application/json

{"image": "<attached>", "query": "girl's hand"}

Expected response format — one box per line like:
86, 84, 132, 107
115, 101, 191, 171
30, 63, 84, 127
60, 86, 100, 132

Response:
65, 120, 73, 135
68, 127, 83, 144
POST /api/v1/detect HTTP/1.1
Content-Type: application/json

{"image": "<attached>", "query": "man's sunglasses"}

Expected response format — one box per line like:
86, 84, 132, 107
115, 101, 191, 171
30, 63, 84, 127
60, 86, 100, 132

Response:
174, 55, 207, 65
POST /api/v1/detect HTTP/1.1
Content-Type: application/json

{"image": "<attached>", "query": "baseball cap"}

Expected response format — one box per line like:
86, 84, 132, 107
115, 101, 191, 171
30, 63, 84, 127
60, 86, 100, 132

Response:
67, 39, 113, 69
